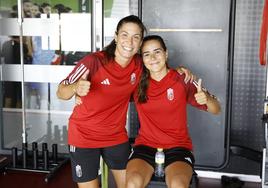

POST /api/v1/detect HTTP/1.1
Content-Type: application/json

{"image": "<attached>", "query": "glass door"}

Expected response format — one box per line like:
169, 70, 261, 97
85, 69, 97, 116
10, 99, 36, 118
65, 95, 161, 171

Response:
0, 0, 139, 154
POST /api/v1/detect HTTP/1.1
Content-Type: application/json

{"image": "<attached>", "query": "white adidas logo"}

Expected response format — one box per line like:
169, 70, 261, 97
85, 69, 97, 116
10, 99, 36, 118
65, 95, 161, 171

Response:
184, 157, 192, 164
101, 78, 110, 85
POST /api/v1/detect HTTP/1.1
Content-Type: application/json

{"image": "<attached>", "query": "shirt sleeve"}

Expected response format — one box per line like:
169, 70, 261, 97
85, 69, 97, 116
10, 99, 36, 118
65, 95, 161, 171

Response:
60, 54, 95, 85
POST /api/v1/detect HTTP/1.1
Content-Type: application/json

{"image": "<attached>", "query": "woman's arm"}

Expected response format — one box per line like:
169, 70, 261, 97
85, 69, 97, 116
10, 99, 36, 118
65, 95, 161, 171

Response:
57, 83, 77, 100
57, 70, 90, 100
205, 93, 221, 115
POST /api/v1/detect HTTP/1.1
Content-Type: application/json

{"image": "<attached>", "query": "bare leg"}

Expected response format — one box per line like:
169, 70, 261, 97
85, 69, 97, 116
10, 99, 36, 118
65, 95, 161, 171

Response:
77, 178, 99, 188
165, 161, 193, 188
126, 159, 154, 188
111, 169, 127, 188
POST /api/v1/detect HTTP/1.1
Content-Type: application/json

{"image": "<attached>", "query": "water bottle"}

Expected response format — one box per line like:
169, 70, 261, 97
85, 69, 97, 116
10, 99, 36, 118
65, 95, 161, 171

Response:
154, 148, 165, 177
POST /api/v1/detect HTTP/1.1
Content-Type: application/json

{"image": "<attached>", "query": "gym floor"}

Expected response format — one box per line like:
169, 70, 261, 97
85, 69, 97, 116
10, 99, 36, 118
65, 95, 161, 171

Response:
0, 161, 261, 188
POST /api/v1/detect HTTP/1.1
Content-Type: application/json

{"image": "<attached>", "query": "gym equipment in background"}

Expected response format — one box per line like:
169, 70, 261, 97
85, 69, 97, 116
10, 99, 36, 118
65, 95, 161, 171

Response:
6, 142, 68, 182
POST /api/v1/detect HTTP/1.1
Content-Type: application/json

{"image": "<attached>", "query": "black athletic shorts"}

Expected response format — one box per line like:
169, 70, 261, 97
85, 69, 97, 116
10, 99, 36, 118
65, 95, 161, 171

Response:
129, 145, 195, 169
69, 141, 131, 183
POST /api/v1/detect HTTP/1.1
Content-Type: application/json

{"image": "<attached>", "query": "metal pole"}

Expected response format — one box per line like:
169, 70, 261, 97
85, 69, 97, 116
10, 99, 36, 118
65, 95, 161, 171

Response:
17, 0, 27, 145
91, 0, 96, 52
101, 159, 109, 188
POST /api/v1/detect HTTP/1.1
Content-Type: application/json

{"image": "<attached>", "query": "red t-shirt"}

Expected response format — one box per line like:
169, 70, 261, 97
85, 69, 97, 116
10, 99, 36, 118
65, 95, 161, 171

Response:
61, 51, 142, 148
134, 69, 207, 150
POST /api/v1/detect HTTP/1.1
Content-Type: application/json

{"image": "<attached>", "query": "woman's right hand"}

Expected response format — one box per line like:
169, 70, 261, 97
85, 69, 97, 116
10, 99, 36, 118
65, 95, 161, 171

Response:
74, 70, 91, 96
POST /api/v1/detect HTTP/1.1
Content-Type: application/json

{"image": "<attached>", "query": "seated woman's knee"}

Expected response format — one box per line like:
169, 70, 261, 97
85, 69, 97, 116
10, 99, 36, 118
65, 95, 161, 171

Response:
126, 171, 145, 188
167, 177, 190, 188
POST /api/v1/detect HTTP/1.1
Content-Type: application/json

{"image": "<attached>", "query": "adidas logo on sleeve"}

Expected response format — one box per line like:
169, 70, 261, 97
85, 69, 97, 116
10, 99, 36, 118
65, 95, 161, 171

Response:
101, 78, 110, 85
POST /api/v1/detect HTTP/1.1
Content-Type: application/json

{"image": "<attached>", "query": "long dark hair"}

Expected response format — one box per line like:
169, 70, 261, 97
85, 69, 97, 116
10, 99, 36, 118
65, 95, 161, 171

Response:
103, 15, 146, 63
137, 35, 167, 103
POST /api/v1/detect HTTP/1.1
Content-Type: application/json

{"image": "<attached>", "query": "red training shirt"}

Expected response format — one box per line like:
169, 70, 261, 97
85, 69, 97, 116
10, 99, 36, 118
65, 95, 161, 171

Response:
61, 51, 142, 148
134, 69, 208, 150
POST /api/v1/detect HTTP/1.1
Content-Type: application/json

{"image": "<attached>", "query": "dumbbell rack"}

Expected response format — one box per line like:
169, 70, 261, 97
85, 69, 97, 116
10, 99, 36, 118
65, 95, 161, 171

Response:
5, 142, 69, 182
0, 155, 8, 172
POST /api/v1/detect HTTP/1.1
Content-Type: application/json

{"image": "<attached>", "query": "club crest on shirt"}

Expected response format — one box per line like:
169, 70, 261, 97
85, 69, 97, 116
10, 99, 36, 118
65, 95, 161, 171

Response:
75, 164, 82, 177
130, 73, 136, 85
167, 88, 174, 101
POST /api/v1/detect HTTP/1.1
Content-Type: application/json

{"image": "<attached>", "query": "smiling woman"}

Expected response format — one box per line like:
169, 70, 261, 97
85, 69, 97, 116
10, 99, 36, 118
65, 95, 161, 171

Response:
141, 36, 168, 81
114, 22, 143, 67
126, 35, 221, 188
56, 15, 146, 188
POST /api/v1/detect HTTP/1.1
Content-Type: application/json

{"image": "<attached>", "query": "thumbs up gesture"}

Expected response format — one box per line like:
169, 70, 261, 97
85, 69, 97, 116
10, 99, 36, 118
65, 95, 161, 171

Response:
74, 70, 91, 96
194, 79, 208, 105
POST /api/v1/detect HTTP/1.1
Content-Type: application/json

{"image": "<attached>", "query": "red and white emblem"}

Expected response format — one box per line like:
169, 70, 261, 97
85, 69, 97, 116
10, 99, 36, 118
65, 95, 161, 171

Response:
167, 88, 174, 101
130, 73, 136, 85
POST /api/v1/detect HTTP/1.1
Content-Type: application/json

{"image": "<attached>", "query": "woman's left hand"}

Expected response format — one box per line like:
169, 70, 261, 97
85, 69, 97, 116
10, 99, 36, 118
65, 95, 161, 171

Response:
176, 66, 196, 83
194, 79, 208, 105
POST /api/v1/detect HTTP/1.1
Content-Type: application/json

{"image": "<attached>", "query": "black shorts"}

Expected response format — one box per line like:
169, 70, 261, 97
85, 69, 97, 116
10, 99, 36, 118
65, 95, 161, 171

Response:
129, 145, 195, 169
69, 142, 131, 183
